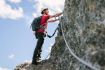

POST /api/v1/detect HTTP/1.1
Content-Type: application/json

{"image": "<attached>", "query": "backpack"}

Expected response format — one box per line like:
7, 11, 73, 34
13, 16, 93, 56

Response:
31, 16, 42, 31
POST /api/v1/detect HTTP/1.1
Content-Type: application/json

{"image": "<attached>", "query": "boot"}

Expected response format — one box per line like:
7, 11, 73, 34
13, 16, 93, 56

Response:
32, 58, 39, 65
36, 50, 42, 61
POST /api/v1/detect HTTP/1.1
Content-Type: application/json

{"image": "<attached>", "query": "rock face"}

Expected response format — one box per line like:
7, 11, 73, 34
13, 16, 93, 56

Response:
15, 0, 105, 70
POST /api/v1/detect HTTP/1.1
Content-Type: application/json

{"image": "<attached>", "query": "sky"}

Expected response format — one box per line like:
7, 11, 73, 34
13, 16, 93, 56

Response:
0, 0, 65, 70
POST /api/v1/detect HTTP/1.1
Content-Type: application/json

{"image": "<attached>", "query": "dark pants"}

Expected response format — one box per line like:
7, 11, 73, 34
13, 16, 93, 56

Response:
32, 32, 45, 64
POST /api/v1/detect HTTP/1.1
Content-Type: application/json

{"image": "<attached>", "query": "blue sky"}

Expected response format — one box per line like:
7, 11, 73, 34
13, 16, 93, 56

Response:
0, 0, 64, 70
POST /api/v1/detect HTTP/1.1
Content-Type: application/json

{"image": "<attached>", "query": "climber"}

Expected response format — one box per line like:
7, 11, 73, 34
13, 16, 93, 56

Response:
32, 8, 62, 65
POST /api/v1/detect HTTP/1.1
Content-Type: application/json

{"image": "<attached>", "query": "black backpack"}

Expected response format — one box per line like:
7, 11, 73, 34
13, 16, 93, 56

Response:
31, 16, 42, 31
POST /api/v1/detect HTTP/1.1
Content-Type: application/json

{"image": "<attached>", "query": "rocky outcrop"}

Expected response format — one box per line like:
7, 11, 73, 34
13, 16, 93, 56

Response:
14, 0, 105, 70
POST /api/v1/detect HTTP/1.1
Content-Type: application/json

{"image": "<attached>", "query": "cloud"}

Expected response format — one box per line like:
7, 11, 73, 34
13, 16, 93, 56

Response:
9, 0, 21, 3
0, 0, 24, 20
32, 13, 37, 17
40, 0, 65, 11
24, 15, 33, 28
45, 43, 53, 53
48, 45, 52, 53
33, 0, 65, 16
23, 60, 31, 63
8, 54, 15, 59
0, 67, 10, 70
26, 0, 64, 26
43, 43, 53, 59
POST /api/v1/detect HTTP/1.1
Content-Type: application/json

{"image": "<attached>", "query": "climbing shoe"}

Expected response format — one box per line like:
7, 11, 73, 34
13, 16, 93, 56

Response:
32, 60, 40, 65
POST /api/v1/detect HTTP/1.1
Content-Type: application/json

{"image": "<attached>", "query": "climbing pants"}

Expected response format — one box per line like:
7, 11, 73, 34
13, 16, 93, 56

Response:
32, 32, 45, 64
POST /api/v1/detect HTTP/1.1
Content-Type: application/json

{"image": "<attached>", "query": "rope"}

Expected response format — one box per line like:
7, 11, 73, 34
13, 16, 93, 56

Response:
60, 17, 100, 70
44, 27, 59, 60
47, 27, 58, 38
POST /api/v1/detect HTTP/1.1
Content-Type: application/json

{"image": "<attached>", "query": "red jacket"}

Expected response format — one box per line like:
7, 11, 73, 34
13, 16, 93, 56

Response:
37, 15, 50, 33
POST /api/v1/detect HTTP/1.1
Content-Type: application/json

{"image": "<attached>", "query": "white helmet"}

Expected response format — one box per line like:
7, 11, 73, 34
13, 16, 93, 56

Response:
41, 8, 48, 14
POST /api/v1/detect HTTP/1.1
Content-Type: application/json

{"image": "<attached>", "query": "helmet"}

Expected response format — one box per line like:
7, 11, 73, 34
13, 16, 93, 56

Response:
41, 8, 48, 14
